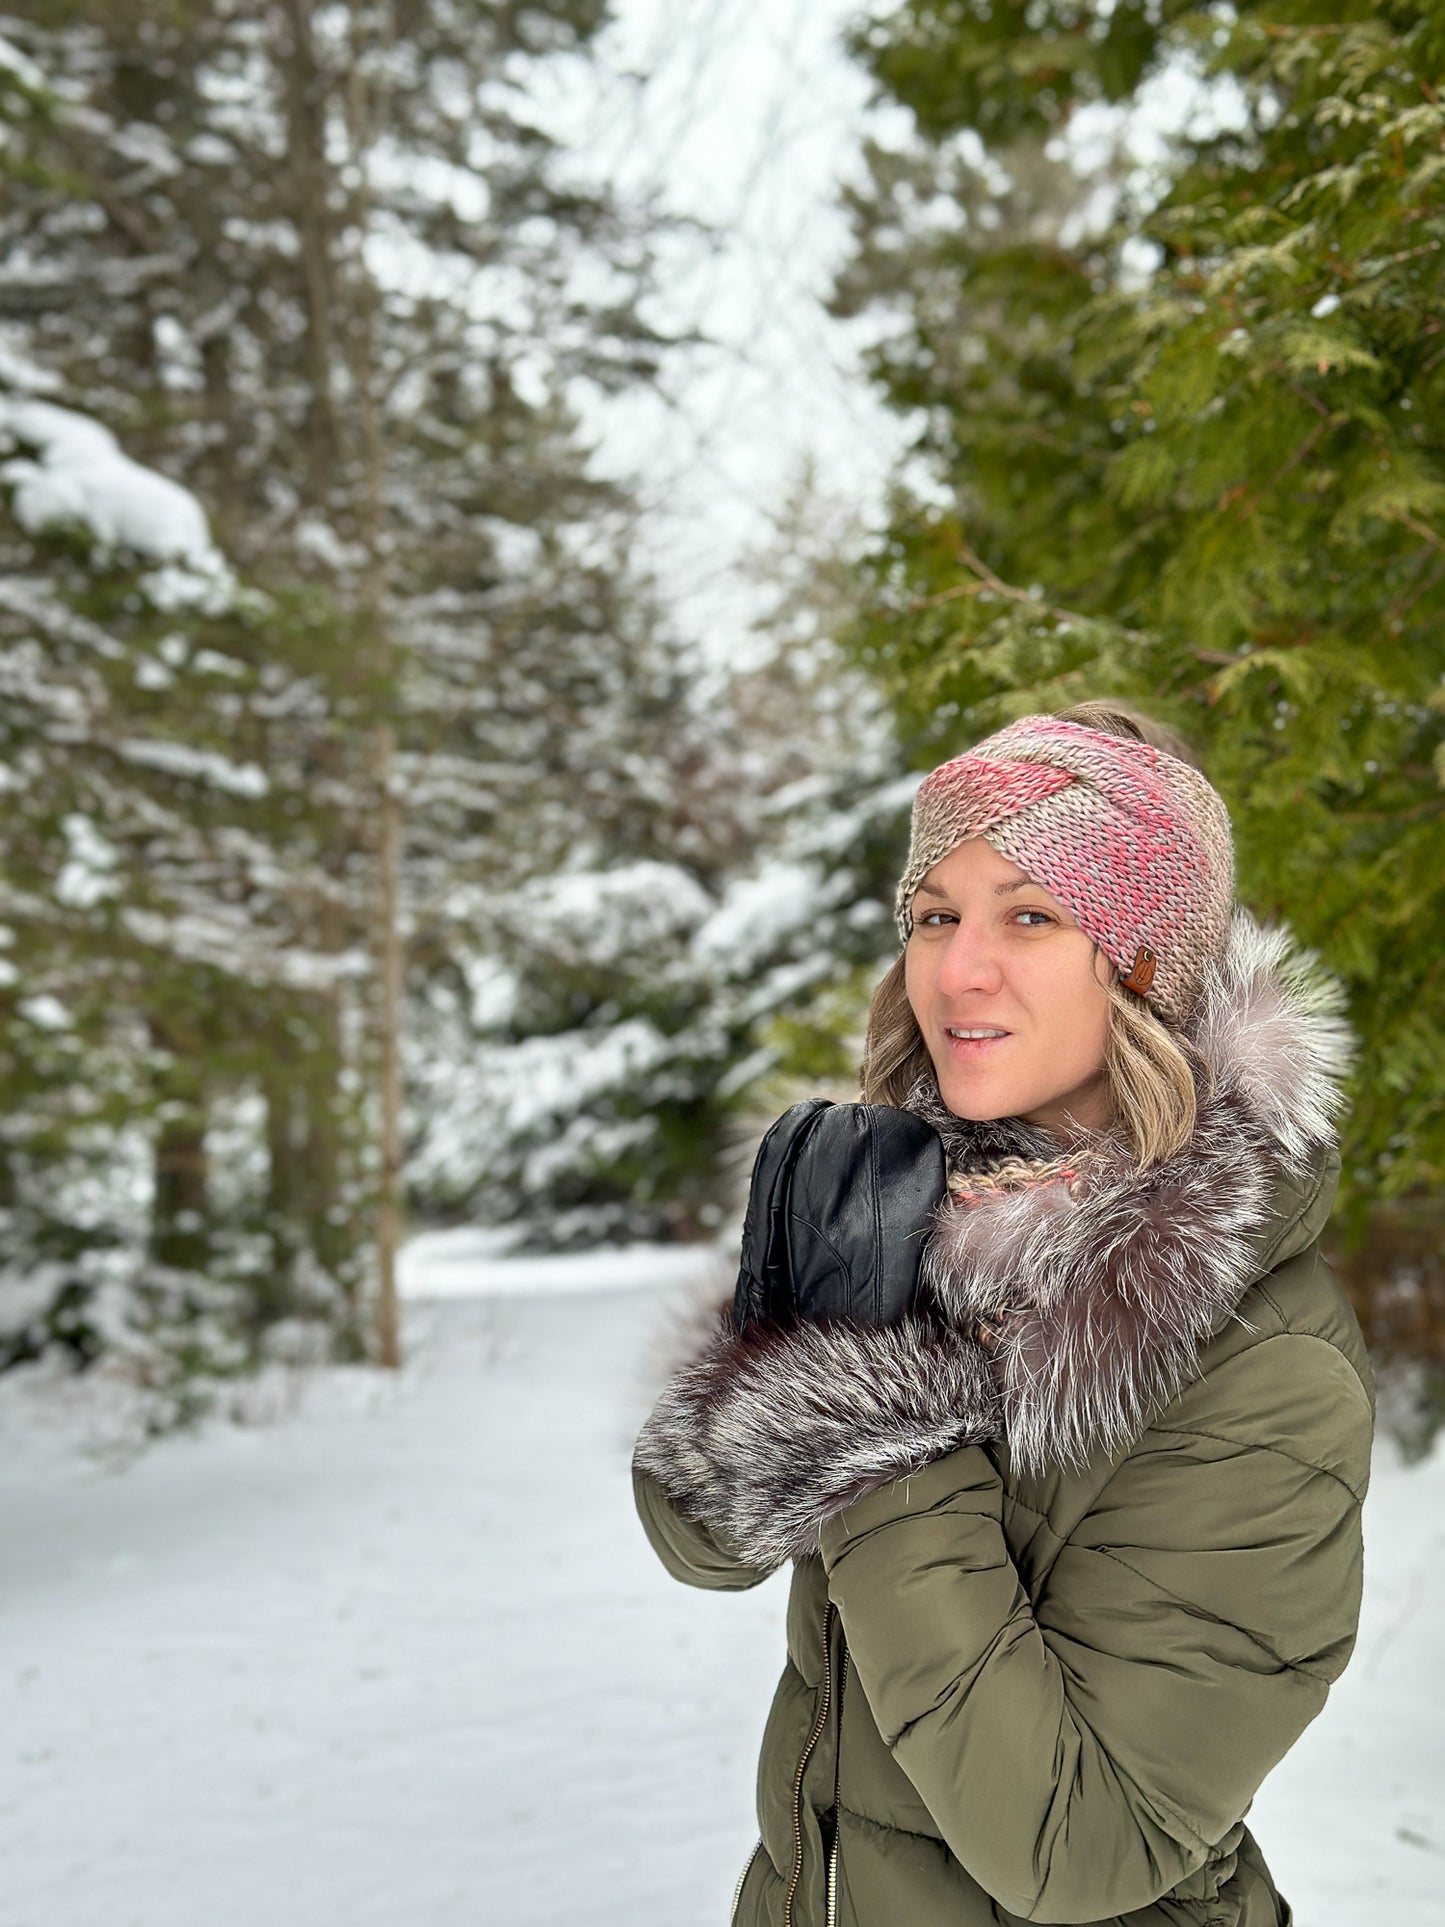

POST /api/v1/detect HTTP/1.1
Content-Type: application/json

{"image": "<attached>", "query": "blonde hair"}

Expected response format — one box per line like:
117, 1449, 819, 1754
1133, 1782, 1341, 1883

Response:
861, 700, 1211, 1169
858, 956, 1201, 1168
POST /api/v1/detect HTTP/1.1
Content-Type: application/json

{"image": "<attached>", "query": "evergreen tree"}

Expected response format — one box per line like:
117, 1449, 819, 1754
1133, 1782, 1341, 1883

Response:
0, 375, 367, 1405
0, 4, 697, 1374
405, 469, 917, 1247
0, 5, 901, 1340
834, 1, 1445, 1361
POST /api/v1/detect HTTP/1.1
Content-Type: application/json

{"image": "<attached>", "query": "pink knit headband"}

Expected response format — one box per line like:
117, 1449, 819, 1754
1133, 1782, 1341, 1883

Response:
893, 715, 1235, 1026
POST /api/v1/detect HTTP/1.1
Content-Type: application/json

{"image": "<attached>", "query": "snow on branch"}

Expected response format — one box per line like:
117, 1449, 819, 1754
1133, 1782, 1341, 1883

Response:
114, 736, 270, 799
121, 905, 371, 990
0, 397, 235, 610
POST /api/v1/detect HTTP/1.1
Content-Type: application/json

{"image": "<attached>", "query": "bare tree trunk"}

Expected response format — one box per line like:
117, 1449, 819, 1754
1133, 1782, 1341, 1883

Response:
279, 0, 342, 504
303, 886, 356, 1302
275, 0, 404, 1367
373, 722, 403, 1368
148, 1016, 210, 1272
262, 1059, 302, 1319
152, 1117, 210, 1270
346, 20, 404, 1369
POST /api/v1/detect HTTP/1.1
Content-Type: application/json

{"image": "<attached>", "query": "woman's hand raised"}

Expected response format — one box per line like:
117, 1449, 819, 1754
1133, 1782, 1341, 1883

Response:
732, 1100, 948, 1334
636, 1098, 999, 1571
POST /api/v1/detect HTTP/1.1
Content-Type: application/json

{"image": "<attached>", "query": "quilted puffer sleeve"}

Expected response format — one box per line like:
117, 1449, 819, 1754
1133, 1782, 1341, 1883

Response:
631, 1462, 777, 1591
817, 1332, 1373, 1925
631, 1307, 1001, 1570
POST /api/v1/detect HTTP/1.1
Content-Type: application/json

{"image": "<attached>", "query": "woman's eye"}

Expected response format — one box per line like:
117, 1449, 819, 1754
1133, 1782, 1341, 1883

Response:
913, 908, 1057, 930
911, 907, 1058, 932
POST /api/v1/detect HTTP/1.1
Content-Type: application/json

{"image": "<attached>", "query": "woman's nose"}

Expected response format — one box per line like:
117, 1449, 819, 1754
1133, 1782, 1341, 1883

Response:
934, 921, 1005, 998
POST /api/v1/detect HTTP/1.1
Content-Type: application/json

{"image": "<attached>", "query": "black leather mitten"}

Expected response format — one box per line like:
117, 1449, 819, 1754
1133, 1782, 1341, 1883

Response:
639, 1100, 994, 1569
732, 1100, 947, 1333
731, 1098, 834, 1333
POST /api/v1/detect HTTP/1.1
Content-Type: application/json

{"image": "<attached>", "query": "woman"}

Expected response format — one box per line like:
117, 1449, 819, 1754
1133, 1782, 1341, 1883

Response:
631, 706, 1373, 1927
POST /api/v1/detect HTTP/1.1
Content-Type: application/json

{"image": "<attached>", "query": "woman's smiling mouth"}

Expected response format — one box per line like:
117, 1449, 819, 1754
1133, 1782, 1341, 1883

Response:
943, 1026, 1011, 1058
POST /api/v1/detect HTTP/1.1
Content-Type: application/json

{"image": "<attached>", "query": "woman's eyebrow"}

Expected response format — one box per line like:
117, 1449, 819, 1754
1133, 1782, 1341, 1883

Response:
914, 877, 1037, 898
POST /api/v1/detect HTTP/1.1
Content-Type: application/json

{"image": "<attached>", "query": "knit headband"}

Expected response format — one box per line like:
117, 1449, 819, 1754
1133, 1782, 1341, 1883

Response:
893, 715, 1235, 1027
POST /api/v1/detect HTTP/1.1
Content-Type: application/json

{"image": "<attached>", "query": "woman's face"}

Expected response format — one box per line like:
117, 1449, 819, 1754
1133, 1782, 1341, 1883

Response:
904, 837, 1115, 1136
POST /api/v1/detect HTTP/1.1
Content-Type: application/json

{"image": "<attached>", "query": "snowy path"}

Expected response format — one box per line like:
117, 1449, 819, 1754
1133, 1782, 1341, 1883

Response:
0, 1242, 1442, 1927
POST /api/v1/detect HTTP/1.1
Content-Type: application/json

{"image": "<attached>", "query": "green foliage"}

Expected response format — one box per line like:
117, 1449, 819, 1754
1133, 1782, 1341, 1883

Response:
0, 0, 697, 1381
837, 1, 1445, 1252
850, 0, 1161, 146
0, 465, 375, 1376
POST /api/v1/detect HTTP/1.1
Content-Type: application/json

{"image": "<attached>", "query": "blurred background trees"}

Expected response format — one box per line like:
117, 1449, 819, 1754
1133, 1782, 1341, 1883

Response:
0, 1, 1441, 1422
0, 0, 698, 1392
0, 1, 911, 1399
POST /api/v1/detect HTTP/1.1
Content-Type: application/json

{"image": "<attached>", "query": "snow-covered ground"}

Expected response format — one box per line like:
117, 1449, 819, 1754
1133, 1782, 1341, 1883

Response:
0, 1242, 1441, 1927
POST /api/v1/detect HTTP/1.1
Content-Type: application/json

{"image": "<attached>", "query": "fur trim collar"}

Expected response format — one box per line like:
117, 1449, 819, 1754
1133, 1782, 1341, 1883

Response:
907, 908, 1353, 1474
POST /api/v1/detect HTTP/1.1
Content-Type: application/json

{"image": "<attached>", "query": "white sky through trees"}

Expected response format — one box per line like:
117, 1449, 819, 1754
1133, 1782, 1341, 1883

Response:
538, 0, 918, 668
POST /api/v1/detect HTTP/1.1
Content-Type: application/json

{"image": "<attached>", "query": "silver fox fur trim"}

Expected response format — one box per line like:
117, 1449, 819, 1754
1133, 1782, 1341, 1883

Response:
921, 907, 1350, 1474
1191, 910, 1354, 1172
634, 906, 1351, 1555
632, 1306, 1000, 1568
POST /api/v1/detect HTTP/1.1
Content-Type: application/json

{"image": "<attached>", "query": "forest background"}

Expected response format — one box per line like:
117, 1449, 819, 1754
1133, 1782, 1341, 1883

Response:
0, 0, 1441, 1441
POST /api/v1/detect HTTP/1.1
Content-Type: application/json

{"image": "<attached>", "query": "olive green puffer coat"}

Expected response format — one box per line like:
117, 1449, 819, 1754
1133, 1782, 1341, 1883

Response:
632, 912, 1374, 1927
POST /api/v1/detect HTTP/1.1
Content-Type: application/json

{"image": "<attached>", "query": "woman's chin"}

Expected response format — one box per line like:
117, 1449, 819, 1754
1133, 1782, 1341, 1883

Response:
933, 1074, 1019, 1124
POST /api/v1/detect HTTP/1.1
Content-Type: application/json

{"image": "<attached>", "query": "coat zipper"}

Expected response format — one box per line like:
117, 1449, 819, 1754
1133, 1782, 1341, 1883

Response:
825, 1632, 849, 1927
783, 1600, 837, 1927
729, 1837, 762, 1924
